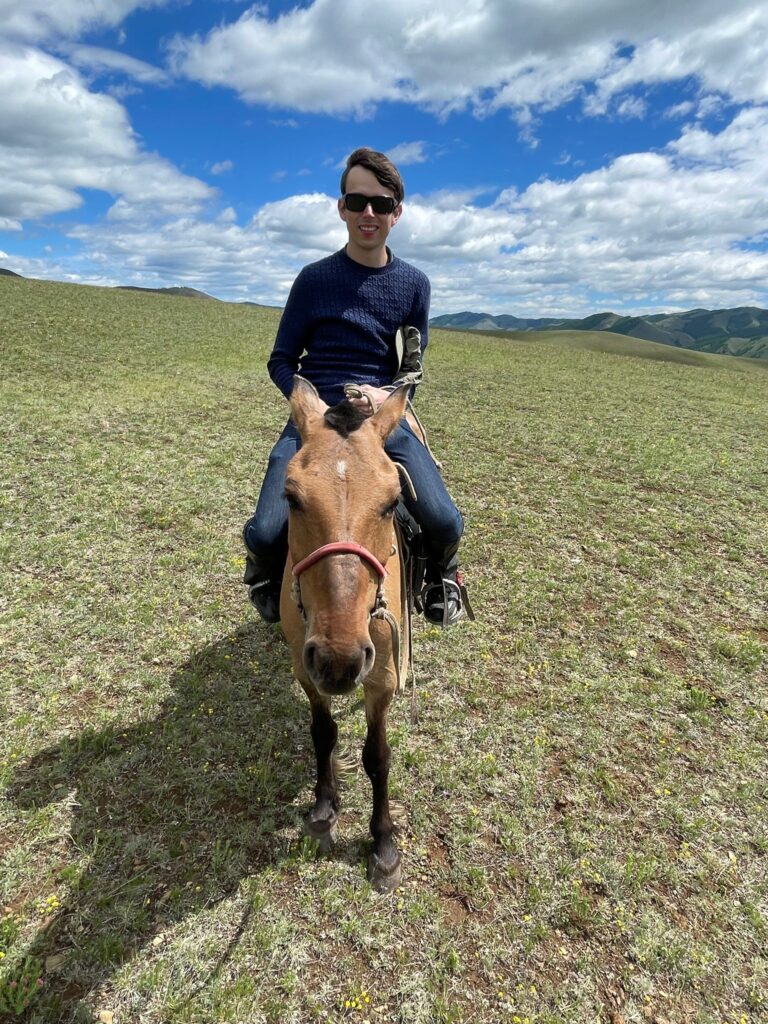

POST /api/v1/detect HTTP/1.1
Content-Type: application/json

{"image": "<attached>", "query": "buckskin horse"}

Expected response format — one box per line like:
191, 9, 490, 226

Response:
281, 376, 411, 893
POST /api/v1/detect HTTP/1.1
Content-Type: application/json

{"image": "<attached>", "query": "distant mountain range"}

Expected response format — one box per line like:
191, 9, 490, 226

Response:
430, 307, 768, 360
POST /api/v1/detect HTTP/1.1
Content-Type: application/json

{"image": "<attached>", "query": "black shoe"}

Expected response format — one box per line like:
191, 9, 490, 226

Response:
247, 581, 281, 624
423, 573, 473, 627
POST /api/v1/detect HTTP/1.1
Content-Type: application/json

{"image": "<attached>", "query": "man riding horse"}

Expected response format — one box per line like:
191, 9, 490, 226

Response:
243, 146, 469, 627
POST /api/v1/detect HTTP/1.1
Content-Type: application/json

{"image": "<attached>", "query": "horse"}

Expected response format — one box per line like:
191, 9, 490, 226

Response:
280, 376, 411, 893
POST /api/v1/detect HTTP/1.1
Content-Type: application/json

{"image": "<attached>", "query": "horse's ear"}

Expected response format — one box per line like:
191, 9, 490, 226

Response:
289, 376, 328, 440
370, 385, 409, 443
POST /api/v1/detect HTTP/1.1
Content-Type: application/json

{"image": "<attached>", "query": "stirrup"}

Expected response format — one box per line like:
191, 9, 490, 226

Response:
422, 576, 475, 627
247, 581, 281, 624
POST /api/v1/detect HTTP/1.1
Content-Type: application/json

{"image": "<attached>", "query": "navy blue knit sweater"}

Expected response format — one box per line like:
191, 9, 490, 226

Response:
267, 247, 430, 406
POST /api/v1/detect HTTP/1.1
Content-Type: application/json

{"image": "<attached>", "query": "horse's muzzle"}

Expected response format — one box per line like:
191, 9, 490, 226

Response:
303, 636, 376, 695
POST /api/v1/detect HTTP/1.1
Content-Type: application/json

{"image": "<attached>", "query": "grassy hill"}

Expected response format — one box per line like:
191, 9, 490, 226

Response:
433, 306, 768, 360
467, 326, 768, 372
2, 276, 767, 1023
115, 284, 218, 300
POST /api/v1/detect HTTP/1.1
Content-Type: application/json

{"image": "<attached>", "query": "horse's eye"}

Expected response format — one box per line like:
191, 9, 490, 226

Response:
285, 492, 302, 512
381, 500, 398, 519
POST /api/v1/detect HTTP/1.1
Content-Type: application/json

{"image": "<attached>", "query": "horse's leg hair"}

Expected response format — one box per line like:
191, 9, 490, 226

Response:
305, 694, 339, 851
363, 690, 401, 892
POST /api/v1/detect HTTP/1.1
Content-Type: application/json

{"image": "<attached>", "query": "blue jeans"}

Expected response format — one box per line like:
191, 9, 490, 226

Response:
244, 418, 464, 580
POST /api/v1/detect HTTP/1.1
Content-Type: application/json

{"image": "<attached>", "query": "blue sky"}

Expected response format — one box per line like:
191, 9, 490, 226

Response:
2, 0, 768, 316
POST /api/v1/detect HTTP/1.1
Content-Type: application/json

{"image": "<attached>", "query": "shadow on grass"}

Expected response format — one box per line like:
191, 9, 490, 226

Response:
4, 622, 316, 1022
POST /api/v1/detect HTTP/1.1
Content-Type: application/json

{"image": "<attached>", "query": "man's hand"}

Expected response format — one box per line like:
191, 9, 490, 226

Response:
347, 384, 391, 416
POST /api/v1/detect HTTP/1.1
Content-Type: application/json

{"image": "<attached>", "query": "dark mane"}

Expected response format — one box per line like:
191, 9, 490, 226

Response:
323, 400, 367, 437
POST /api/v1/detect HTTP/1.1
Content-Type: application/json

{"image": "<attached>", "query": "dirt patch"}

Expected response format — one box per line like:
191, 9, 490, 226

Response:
659, 645, 687, 674
439, 890, 470, 925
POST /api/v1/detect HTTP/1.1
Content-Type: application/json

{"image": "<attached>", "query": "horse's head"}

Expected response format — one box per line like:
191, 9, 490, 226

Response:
285, 377, 409, 696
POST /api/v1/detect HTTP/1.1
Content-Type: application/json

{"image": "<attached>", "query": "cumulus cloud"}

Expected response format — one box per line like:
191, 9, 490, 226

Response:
4, 0, 768, 316
44, 105, 768, 313
169, 0, 768, 118
386, 141, 430, 165
0, 44, 214, 223
0, 0, 169, 44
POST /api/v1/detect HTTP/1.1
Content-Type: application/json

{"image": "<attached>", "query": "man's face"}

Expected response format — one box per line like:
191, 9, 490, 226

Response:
338, 165, 402, 264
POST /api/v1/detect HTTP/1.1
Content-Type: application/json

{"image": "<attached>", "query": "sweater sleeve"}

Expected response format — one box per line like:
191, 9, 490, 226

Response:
266, 269, 312, 399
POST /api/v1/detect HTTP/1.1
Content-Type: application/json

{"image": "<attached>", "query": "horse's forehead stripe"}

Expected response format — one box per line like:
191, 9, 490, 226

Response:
336, 460, 347, 480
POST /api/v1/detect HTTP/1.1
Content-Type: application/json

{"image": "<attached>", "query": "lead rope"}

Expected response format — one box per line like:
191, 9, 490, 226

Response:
370, 535, 418, 725
396, 520, 418, 725
403, 399, 442, 470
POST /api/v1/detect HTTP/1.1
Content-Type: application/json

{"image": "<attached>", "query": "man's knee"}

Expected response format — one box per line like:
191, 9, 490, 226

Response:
243, 515, 286, 558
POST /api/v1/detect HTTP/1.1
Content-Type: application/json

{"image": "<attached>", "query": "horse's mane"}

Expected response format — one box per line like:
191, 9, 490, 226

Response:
323, 400, 368, 437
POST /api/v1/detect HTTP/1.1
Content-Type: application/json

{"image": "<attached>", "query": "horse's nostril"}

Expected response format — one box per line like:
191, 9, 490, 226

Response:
303, 640, 319, 677
363, 643, 375, 674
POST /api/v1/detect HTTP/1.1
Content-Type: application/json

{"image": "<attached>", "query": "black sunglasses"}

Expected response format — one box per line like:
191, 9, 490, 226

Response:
343, 193, 398, 215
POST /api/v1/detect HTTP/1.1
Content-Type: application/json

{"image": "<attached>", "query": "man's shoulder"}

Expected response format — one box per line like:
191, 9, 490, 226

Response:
298, 250, 345, 278
391, 255, 430, 291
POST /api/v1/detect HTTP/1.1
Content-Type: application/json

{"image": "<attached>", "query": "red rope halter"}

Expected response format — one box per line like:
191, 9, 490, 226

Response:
291, 541, 389, 580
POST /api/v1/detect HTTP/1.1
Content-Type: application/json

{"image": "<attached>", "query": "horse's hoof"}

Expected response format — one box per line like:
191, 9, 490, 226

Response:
367, 852, 402, 893
305, 815, 337, 853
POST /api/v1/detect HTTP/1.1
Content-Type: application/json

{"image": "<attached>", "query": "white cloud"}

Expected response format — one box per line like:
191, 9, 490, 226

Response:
386, 141, 429, 165
60, 43, 169, 84
615, 95, 647, 119
588, 7, 768, 112
0, 44, 214, 222
40, 106, 767, 313
253, 194, 345, 257
665, 100, 696, 120
4, 1, 768, 316
0, 0, 170, 44
169, 0, 768, 118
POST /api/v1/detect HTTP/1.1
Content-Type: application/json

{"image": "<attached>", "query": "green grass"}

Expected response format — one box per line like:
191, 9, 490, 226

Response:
1, 276, 767, 1023
461, 327, 768, 372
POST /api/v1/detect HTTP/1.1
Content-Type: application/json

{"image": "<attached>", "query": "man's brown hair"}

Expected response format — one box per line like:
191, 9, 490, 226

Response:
340, 147, 405, 205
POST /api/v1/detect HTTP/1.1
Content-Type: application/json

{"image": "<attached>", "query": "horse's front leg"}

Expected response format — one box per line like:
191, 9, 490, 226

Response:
304, 691, 339, 852
363, 690, 401, 892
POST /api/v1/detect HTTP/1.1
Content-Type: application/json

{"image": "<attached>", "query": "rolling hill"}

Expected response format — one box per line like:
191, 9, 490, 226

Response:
431, 305, 768, 359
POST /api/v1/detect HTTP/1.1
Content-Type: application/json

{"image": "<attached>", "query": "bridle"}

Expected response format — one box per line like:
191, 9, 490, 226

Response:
291, 541, 388, 583
290, 539, 406, 694
291, 541, 389, 619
